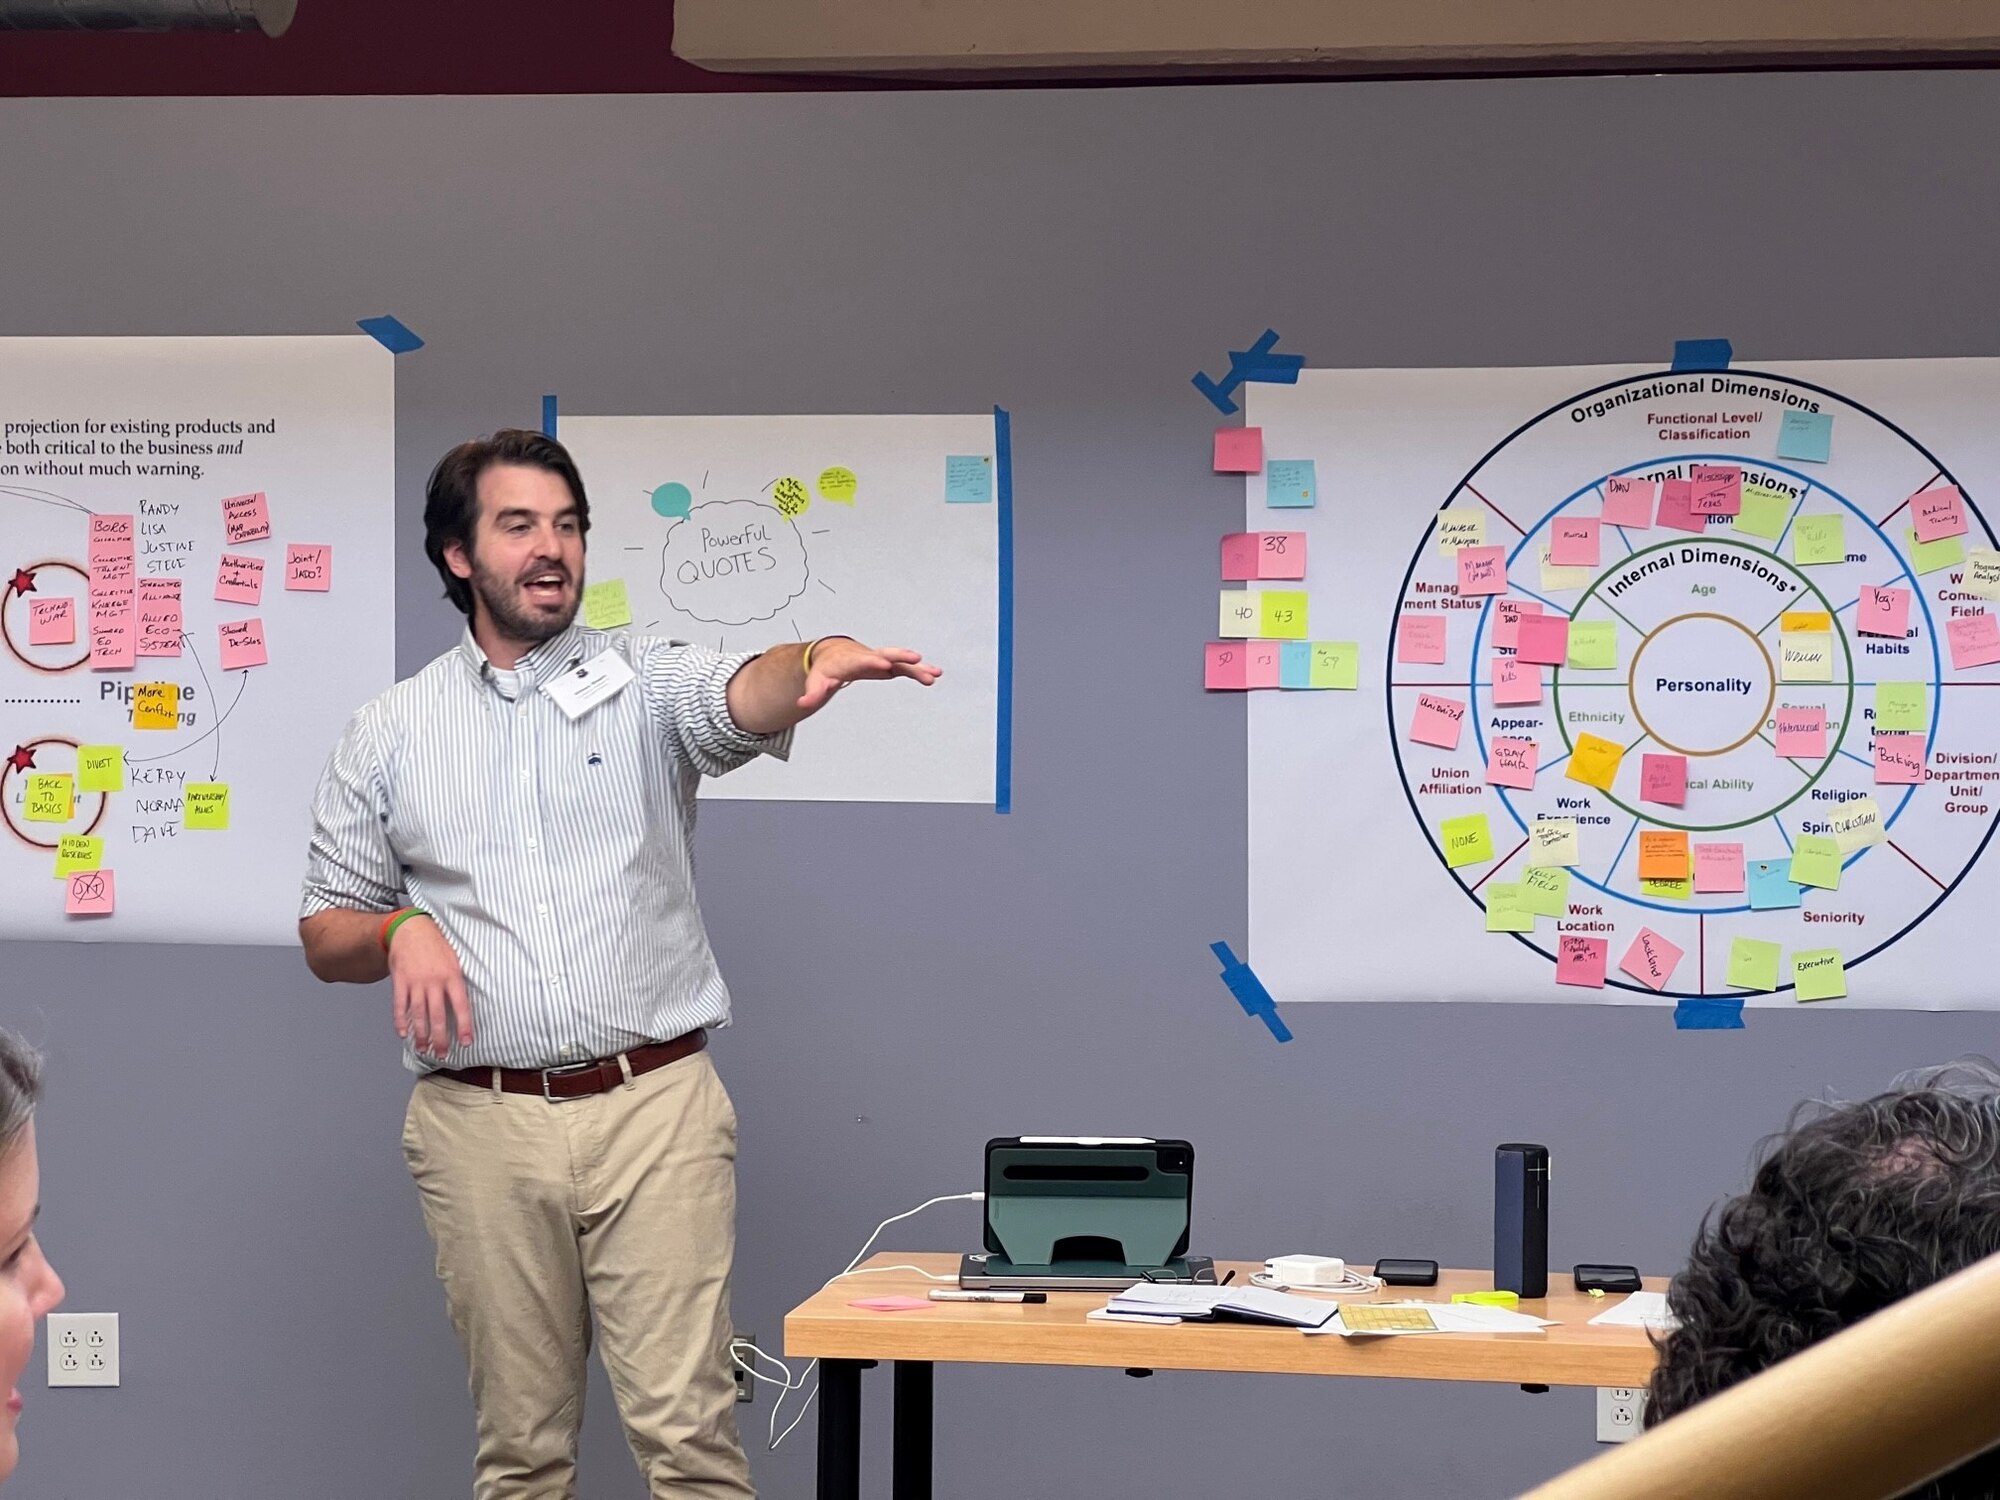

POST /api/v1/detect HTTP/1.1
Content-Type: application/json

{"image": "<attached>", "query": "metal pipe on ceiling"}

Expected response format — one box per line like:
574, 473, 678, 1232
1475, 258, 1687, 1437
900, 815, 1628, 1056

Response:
0, 0, 294, 35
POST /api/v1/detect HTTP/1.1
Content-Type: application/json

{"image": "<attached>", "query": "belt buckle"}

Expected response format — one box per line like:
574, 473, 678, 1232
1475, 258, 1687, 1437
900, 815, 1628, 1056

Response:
540, 1058, 600, 1101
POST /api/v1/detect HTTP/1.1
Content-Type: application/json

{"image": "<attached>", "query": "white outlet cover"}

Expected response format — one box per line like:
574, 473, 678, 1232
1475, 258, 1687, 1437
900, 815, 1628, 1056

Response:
47, 1312, 118, 1388
1595, 1385, 1646, 1443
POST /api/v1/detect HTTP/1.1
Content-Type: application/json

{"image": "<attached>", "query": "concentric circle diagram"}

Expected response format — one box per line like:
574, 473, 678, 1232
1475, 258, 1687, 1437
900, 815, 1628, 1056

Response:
1387, 370, 2000, 1000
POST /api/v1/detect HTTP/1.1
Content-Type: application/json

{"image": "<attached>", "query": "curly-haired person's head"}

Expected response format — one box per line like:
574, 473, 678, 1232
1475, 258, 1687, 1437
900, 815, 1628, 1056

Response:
1647, 1059, 2000, 1499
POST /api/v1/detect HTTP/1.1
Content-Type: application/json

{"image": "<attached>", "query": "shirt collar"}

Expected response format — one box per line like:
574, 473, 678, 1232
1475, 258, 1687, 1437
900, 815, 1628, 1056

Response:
458, 622, 591, 691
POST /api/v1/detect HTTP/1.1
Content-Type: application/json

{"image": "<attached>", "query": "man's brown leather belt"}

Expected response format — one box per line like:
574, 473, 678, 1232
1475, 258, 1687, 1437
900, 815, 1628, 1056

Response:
433, 1028, 707, 1101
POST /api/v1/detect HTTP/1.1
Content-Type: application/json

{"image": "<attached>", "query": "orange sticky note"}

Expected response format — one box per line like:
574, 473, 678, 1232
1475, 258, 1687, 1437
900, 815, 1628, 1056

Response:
1638, 829, 1691, 882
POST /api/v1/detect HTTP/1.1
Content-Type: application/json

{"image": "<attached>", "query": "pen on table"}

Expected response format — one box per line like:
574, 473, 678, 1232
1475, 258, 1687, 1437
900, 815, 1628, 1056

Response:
1221, 1270, 1236, 1286
927, 1289, 1048, 1303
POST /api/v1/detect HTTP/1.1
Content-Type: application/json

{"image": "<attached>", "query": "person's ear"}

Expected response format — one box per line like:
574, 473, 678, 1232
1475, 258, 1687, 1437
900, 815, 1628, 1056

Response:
443, 538, 473, 582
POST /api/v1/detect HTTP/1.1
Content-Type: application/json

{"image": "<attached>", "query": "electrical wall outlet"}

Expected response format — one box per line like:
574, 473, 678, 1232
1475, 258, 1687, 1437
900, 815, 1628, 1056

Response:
730, 1332, 758, 1404
1595, 1385, 1646, 1443
48, 1313, 119, 1388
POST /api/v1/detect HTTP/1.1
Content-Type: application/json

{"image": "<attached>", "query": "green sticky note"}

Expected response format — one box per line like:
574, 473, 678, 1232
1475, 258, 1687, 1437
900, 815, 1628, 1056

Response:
76, 744, 123, 793
582, 580, 632, 630
1484, 883, 1535, 932
1639, 871, 1693, 901
1308, 641, 1359, 690
1259, 591, 1308, 640
1790, 834, 1842, 890
1441, 813, 1494, 869
184, 782, 230, 830
1565, 620, 1618, 670
1876, 682, 1927, 732
53, 834, 102, 878
1792, 948, 1848, 1003
1908, 527, 1965, 576
1735, 486, 1792, 542
1519, 864, 1570, 918
1727, 937, 1782, 992
1792, 514, 1847, 566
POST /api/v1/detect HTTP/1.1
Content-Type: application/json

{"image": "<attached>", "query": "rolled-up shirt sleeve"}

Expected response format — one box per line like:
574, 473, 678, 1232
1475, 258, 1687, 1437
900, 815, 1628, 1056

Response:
643, 641, 793, 778
299, 708, 405, 919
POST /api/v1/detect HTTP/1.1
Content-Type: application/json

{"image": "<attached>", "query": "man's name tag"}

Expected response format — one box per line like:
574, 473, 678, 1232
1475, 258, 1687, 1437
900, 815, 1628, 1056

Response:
543, 649, 635, 720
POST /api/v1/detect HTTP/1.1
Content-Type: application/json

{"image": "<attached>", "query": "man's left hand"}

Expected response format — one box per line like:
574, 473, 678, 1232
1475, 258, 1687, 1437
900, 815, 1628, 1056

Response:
798, 639, 942, 714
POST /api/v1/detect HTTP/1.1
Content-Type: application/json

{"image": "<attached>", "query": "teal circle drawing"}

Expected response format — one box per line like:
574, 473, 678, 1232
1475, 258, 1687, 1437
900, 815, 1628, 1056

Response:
651, 482, 693, 519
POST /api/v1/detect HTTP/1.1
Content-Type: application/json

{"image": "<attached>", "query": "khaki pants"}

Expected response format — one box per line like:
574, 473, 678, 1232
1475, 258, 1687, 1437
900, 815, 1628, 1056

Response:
402, 1050, 755, 1500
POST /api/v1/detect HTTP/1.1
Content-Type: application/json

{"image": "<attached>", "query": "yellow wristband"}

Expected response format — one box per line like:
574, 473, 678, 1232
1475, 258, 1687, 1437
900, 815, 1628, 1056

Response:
801, 635, 853, 676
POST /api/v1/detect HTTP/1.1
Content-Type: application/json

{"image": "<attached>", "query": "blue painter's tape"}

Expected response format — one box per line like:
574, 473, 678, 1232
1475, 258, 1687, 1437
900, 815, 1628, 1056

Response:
1210, 940, 1294, 1043
993, 405, 1014, 815
1674, 998, 1745, 1030
1671, 338, 1733, 373
541, 394, 558, 439
1193, 329, 1304, 414
356, 315, 424, 354
1191, 370, 1241, 416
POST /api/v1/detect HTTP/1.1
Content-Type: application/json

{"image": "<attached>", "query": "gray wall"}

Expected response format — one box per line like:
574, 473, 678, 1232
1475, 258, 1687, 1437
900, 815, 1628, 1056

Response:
6, 74, 2000, 1499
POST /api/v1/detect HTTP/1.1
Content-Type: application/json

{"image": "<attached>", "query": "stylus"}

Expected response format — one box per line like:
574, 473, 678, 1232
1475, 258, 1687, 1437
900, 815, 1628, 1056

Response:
927, 1290, 1048, 1303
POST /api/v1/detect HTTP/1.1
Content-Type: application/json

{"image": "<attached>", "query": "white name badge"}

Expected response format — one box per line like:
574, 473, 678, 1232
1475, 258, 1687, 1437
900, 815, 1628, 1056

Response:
542, 649, 636, 721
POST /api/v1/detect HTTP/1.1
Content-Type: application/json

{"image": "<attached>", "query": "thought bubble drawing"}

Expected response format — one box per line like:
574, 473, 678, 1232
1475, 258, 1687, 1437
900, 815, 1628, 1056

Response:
658, 499, 810, 626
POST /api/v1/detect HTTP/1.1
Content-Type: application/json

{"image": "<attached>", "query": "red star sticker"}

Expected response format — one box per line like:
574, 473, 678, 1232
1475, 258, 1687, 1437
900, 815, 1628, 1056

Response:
5, 746, 34, 773
6, 569, 33, 596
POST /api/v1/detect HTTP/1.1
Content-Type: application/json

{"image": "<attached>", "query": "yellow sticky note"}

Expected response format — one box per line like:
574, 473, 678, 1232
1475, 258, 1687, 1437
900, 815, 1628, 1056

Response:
1728, 937, 1782, 992
1792, 948, 1847, 1002
1907, 527, 1965, 576
1829, 795, 1884, 854
1780, 631, 1833, 682
1219, 591, 1260, 638
1566, 733, 1624, 791
1539, 545, 1593, 593
184, 782, 230, 830
1440, 813, 1494, 869
1792, 514, 1846, 565
1735, 485, 1791, 541
1519, 864, 1570, 918
76, 744, 123, 793
1485, 883, 1535, 932
817, 466, 858, 504
582, 579, 632, 630
22, 774, 71, 823
1966, 548, 2000, 601
1640, 855, 1695, 901
1526, 817, 1580, 868
53, 834, 102, 878
1308, 641, 1359, 690
1780, 610, 1832, 634
1259, 591, 1308, 640
132, 682, 180, 730
1565, 620, 1618, 670
1435, 509, 1486, 551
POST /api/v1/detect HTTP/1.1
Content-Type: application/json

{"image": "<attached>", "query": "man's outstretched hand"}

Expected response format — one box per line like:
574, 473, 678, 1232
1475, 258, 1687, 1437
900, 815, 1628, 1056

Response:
797, 640, 942, 714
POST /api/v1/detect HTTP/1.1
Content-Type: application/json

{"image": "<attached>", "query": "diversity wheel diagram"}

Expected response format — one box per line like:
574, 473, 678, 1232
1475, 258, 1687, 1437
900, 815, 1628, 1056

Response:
1386, 370, 2000, 999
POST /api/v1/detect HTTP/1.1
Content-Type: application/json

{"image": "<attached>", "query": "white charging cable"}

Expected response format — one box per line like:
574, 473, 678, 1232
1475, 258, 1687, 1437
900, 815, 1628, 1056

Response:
730, 1190, 985, 1450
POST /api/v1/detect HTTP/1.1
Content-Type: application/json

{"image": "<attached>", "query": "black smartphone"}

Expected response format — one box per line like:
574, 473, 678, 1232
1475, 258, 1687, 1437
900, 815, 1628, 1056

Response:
1374, 1258, 1440, 1286
1573, 1263, 1643, 1294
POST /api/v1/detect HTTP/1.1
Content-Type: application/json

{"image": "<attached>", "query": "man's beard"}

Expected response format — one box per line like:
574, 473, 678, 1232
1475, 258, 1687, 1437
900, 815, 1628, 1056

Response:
471, 557, 578, 644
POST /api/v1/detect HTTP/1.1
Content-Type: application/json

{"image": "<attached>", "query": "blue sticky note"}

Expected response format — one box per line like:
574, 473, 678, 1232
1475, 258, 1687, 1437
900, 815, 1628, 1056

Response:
1266, 458, 1316, 509
1776, 409, 1833, 464
945, 455, 994, 504
1748, 858, 1803, 911
355, 315, 425, 354
1279, 641, 1312, 689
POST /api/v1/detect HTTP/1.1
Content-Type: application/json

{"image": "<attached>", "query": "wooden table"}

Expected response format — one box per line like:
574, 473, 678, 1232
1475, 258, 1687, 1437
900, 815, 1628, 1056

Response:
784, 1254, 1667, 1500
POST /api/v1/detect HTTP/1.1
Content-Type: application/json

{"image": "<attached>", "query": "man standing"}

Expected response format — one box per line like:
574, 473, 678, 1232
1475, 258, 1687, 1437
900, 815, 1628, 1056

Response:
299, 430, 939, 1498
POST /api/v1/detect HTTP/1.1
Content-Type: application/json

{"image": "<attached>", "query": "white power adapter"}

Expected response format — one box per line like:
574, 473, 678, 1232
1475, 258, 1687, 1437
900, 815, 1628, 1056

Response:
1265, 1254, 1347, 1287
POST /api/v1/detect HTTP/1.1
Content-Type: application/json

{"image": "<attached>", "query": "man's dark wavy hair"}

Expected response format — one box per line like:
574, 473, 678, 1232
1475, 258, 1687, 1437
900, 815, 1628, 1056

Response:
423, 430, 590, 618
1648, 1059, 2000, 1498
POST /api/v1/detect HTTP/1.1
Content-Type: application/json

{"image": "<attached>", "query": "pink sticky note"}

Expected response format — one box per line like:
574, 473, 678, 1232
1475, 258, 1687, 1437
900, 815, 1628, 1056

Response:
1410, 693, 1467, 749
1249, 533, 1306, 580
215, 553, 265, 606
1619, 927, 1684, 992
1491, 654, 1542, 705
218, 617, 268, 670
137, 578, 183, 658
1515, 614, 1569, 666
1396, 615, 1447, 665
1694, 842, 1746, 893
89, 514, 134, 547
88, 545, 134, 588
1601, 475, 1656, 529
28, 596, 74, 645
1556, 935, 1608, 989
1912, 484, 1968, 544
849, 1296, 930, 1312
1213, 427, 1263, 474
1857, 585, 1911, 640
89, 587, 136, 670
1689, 465, 1743, 516
286, 542, 334, 592
1874, 733, 1927, 785
1457, 545, 1508, 596
65, 868, 115, 917
1948, 613, 2000, 669
222, 491, 272, 544
1492, 599, 1542, 650
1244, 641, 1282, 690
1204, 642, 1248, 691
1641, 753, 1688, 806
1486, 736, 1538, 790
1220, 534, 1258, 581
1550, 518, 1601, 568
1656, 478, 1705, 534
1774, 707, 1827, 758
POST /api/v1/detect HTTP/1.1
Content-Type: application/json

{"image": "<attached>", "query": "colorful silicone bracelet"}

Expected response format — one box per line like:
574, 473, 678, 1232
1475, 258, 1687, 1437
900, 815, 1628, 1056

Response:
380, 907, 429, 951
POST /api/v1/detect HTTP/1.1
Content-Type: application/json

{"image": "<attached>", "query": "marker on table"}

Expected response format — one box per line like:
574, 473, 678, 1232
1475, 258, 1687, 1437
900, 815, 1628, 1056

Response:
928, 1289, 1048, 1304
